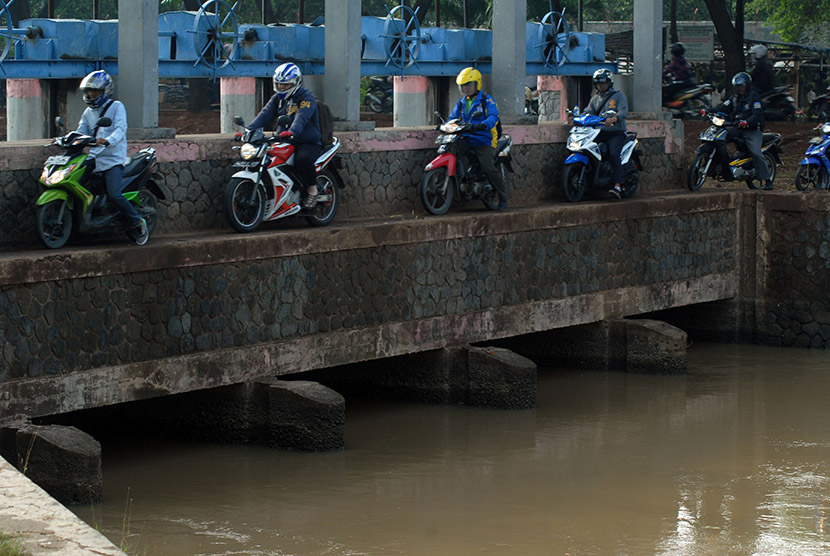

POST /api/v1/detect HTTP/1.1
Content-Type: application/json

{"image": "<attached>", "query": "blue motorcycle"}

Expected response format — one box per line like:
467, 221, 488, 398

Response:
796, 122, 830, 191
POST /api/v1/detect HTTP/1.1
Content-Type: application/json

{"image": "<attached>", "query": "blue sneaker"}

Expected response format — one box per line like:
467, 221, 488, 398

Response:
497, 200, 508, 211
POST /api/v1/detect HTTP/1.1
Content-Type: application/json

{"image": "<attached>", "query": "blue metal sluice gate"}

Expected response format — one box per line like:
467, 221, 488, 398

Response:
0, 1, 615, 80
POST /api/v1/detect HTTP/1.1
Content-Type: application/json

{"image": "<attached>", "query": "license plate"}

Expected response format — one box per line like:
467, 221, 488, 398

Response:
44, 155, 70, 166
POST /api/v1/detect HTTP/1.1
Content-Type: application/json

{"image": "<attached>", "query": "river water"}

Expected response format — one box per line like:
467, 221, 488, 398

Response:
71, 343, 830, 556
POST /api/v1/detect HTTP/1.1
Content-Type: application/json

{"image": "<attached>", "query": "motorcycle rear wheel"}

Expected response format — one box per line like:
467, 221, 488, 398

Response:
421, 167, 454, 215
688, 153, 710, 191
562, 163, 587, 202
136, 190, 159, 236
745, 153, 777, 190
795, 163, 827, 191
36, 199, 73, 249
224, 178, 264, 233
305, 169, 340, 227
367, 94, 384, 114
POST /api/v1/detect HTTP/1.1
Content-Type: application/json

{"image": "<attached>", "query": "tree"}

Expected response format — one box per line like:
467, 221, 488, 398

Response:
703, 0, 746, 91
746, 0, 824, 42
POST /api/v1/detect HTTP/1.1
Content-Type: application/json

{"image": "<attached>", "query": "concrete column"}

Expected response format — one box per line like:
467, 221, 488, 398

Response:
393, 76, 435, 127
324, 0, 361, 122
491, 0, 527, 121
6, 80, 47, 140
220, 78, 258, 133
117, 0, 160, 133
537, 75, 568, 122
632, 0, 662, 113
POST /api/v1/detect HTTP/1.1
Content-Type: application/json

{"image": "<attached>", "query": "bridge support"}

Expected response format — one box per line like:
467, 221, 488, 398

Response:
491, 0, 527, 121
6, 80, 47, 140
393, 76, 438, 127
537, 75, 571, 122
220, 77, 260, 133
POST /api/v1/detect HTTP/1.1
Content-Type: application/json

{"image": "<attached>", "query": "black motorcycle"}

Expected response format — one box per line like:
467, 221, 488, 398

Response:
808, 86, 830, 122
687, 111, 783, 191
663, 80, 714, 119
366, 76, 393, 114
760, 86, 797, 122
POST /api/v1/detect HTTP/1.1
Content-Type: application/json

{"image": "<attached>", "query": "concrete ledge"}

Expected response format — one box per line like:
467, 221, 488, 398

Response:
0, 457, 126, 556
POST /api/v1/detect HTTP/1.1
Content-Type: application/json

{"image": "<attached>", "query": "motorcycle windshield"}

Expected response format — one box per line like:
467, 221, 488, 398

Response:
573, 114, 604, 127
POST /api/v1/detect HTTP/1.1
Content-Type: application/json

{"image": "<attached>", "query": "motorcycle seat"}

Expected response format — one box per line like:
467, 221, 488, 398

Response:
123, 150, 154, 178
625, 132, 638, 141
762, 132, 780, 144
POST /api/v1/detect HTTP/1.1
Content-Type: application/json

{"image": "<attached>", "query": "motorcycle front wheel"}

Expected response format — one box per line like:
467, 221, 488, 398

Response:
562, 163, 587, 202
688, 153, 711, 191
36, 199, 73, 249
367, 94, 384, 114
795, 163, 827, 191
305, 169, 340, 227
421, 167, 454, 215
224, 178, 264, 233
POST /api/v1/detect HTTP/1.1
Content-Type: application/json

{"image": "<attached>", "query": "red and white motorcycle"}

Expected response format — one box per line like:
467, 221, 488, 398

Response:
224, 115, 344, 231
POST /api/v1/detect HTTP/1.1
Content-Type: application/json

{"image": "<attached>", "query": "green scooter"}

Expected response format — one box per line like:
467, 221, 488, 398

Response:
35, 117, 165, 249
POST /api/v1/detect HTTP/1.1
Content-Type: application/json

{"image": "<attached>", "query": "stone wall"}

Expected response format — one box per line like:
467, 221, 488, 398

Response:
762, 195, 830, 348
0, 119, 684, 247
0, 194, 737, 419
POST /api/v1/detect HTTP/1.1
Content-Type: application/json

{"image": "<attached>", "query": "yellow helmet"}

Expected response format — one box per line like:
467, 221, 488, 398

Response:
456, 67, 482, 91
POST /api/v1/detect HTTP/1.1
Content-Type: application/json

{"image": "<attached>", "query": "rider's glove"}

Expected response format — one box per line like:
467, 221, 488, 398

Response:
473, 123, 487, 131
279, 130, 294, 140
700, 109, 707, 116
738, 120, 749, 129
234, 132, 243, 141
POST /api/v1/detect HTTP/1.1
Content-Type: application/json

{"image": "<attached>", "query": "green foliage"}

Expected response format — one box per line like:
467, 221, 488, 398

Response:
747, 0, 827, 41
0, 533, 29, 556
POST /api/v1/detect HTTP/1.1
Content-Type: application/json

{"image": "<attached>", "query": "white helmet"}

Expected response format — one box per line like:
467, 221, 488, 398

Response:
273, 62, 302, 100
749, 44, 768, 60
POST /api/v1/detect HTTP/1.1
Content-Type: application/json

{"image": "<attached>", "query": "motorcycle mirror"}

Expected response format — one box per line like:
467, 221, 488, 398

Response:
433, 111, 445, 124
96, 117, 112, 128
277, 115, 291, 127
54, 116, 64, 130
232, 116, 245, 127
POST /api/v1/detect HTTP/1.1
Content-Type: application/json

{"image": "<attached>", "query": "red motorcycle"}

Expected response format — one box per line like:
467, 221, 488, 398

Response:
224, 115, 344, 231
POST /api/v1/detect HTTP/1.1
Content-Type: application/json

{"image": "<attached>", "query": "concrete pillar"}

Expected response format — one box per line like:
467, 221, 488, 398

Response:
117, 0, 160, 133
6, 80, 47, 140
324, 0, 361, 122
625, 319, 687, 374
632, 0, 662, 113
467, 347, 536, 409
220, 77, 259, 133
491, 0, 527, 121
393, 76, 436, 127
537, 75, 569, 122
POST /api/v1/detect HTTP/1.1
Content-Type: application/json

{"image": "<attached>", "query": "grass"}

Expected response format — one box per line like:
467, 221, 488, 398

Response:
0, 533, 29, 556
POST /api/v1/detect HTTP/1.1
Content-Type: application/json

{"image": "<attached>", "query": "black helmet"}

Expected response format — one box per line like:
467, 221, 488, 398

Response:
732, 72, 751, 87
670, 42, 685, 56
592, 68, 613, 86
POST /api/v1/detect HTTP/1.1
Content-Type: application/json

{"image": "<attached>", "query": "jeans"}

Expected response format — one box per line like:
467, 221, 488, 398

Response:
459, 142, 508, 203
598, 129, 626, 185
103, 165, 141, 228
294, 143, 323, 190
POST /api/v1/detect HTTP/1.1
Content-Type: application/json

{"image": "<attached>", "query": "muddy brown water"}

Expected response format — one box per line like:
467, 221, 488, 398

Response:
71, 343, 830, 556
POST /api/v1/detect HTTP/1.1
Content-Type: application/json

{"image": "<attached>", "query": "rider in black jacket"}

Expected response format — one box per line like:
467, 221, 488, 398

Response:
714, 72, 772, 189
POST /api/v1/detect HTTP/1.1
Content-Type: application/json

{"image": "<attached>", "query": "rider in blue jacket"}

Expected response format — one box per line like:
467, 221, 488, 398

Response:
449, 67, 508, 209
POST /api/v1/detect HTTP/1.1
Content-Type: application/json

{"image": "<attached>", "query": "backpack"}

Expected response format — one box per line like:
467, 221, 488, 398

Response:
315, 97, 334, 146
480, 93, 502, 138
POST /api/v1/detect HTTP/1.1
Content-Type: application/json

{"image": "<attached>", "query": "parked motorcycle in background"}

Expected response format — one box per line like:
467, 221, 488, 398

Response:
365, 76, 393, 114
420, 111, 514, 215
562, 108, 642, 202
35, 116, 163, 249
524, 86, 539, 116
795, 122, 830, 191
808, 85, 830, 122
224, 115, 345, 231
687, 111, 783, 191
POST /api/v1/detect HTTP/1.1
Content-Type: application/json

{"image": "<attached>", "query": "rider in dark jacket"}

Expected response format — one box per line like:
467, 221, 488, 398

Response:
583, 68, 629, 199
248, 62, 322, 209
662, 42, 694, 105
749, 45, 775, 95
715, 71, 771, 189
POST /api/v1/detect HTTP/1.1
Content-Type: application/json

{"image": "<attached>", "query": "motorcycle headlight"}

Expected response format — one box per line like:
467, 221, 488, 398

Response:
567, 140, 582, 151
712, 116, 725, 127
44, 165, 75, 185
240, 143, 257, 160
821, 123, 830, 135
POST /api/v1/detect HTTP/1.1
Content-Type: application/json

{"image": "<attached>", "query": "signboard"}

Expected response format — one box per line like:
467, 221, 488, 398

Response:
673, 25, 715, 62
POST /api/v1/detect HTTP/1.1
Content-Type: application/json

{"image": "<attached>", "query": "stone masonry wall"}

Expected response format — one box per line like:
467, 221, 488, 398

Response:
762, 195, 830, 348
0, 119, 683, 247
0, 204, 736, 385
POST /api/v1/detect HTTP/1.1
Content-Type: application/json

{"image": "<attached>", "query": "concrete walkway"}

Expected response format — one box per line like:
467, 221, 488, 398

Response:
0, 457, 126, 556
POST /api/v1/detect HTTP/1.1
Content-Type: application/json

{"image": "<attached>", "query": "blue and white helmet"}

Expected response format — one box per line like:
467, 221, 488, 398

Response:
273, 62, 302, 100
79, 70, 113, 108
